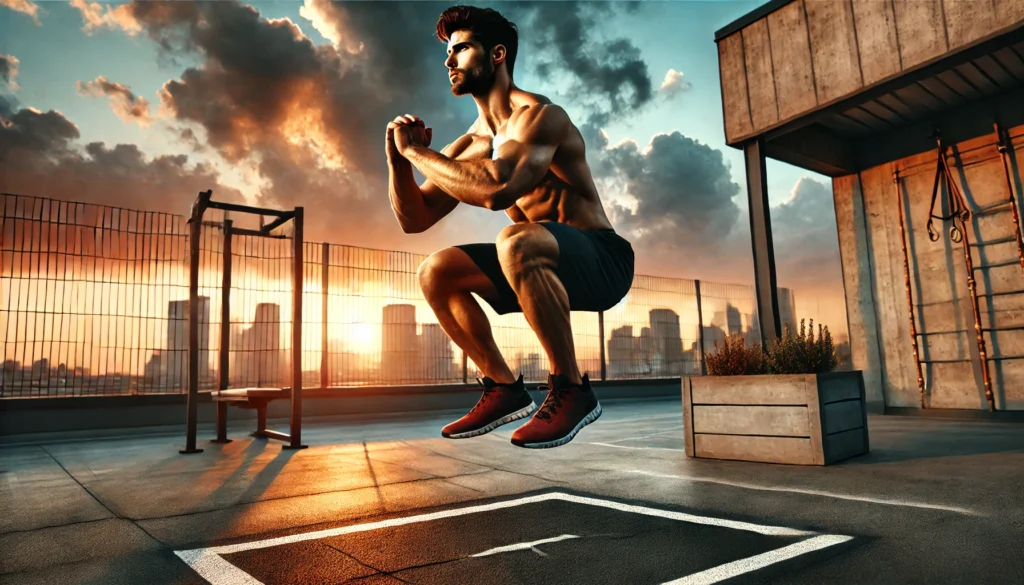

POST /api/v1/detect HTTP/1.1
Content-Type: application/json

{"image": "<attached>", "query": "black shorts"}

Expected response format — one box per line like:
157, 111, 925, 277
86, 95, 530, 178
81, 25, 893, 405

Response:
454, 222, 635, 315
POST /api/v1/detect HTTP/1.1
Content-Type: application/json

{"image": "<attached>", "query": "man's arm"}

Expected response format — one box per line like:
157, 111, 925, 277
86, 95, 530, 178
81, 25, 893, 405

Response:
402, 104, 568, 211
389, 136, 467, 233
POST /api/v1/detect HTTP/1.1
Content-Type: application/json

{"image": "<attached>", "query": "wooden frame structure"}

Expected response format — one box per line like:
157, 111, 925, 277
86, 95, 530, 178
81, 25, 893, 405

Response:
180, 190, 306, 453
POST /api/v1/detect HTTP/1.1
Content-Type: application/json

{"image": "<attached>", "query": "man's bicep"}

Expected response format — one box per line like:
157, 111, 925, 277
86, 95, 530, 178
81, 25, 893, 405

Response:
495, 105, 568, 199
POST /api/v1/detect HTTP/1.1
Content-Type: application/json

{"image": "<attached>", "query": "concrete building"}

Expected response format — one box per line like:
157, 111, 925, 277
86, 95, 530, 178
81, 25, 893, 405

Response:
381, 304, 420, 383
164, 297, 210, 390
232, 303, 284, 387
716, 0, 1024, 412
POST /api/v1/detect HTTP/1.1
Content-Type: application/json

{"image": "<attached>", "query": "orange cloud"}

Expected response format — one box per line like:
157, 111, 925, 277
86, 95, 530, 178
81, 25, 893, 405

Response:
69, 0, 143, 36
75, 76, 153, 127
1, 0, 42, 26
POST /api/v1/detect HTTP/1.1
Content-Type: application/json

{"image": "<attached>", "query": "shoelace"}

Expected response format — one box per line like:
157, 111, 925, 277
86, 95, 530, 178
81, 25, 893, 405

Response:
534, 382, 570, 421
471, 377, 501, 411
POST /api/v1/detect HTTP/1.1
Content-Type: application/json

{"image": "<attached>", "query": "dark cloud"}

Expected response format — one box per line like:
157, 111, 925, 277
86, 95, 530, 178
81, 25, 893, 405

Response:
604, 132, 743, 250
0, 54, 19, 85
0, 105, 244, 215
75, 76, 153, 126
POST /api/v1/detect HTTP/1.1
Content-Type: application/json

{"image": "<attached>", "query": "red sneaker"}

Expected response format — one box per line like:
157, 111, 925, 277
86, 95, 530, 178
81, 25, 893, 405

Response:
442, 374, 537, 439
510, 373, 602, 449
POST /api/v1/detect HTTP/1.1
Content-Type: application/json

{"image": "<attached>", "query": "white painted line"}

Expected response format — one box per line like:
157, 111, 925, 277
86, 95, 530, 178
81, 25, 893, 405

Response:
174, 549, 264, 585
624, 470, 983, 516
175, 491, 843, 585
602, 430, 683, 444
661, 534, 854, 585
471, 534, 579, 557
588, 442, 686, 452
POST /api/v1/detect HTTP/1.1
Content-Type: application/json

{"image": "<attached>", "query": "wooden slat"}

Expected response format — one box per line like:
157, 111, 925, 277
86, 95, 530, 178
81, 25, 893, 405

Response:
692, 405, 811, 436
694, 434, 816, 465
824, 428, 868, 464
843, 105, 894, 131
819, 374, 863, 403
954, 61, 1002, 95
874, 94, 917, 121
823, 400, 865, 434
718, 32, 752, 143
890, 84, 946, 114
820, 113, 874, 137
767, 0, 817, 121
991, 47, 1024, 82
805, 0, 862, 104
743, 18, 779, 131
972, 55, 1020, 90
690, 374, 809, 404
995, 0, 1024, 24
806, 375, 825, 465
893, 0, 948, 70
917, 76, 966, 107
681, 377, 695, 457
859, 100, 905, 126
936, 69, 983, 101
851, 0, 901, 85
943, 0, 997, 52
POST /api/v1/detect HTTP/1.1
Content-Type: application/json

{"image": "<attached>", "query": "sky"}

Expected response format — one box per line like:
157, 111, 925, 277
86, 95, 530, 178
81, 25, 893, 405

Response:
0, 0, 849, 335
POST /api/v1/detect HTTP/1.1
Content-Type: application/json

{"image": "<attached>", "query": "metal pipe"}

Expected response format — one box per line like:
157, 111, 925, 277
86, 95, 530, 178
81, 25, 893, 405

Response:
321, 242, 329, 391
288, 207, 306, 449
213, 219, 233, 444
994, 123, 1024, 276
893, 168, 928, 409
180, 199, 205, 453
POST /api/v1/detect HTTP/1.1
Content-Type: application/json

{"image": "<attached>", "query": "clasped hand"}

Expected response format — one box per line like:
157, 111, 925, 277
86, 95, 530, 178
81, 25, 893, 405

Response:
386, 114, 432, 160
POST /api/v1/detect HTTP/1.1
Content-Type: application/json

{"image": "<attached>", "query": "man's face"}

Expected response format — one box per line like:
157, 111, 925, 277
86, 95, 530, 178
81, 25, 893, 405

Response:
445, 30, 495, 97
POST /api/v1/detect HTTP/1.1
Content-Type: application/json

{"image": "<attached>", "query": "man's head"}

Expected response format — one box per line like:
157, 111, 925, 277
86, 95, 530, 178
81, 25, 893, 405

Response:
435, 5, 518, 96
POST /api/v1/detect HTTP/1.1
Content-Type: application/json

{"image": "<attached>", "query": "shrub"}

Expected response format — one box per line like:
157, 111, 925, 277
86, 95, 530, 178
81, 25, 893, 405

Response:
704, 319, 838, 376
706, 334, 765, 376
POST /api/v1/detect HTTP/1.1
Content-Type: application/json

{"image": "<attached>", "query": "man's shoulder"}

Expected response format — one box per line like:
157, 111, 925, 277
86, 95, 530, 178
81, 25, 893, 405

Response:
509, 103, 570, 140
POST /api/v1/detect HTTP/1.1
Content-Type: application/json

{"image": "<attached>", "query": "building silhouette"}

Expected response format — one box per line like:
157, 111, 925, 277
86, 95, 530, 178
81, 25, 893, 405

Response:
232, 303, 284, 387
420, 323, 456, 381
382, 304, 420, 382
163, 297, 210, 390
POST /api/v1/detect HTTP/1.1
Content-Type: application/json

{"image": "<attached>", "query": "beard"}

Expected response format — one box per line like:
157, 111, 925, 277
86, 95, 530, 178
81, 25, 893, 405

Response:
450, 61, 494, 97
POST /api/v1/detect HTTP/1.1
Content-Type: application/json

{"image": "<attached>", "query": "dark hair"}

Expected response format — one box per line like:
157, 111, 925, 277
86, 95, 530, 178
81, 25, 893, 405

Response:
436, 5, 519, 79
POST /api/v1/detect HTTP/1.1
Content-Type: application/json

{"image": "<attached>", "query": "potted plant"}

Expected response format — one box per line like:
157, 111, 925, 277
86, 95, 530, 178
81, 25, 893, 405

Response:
682, 319, 868, 465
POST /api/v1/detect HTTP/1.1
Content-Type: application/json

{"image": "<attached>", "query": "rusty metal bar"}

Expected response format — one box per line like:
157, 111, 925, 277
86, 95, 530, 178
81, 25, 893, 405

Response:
213, 219, 233, 444
994, 123, 1024, 276
287, 206, 307, 449
261, 213, 294, 234
321, 242, 329, 391
893, 168, 928, 409
180, 199, 205, 454
227, 226, 288, 239
205, 199, 293, 219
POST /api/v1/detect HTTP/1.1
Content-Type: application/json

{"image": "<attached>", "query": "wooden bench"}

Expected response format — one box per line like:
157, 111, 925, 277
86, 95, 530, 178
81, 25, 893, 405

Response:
211, 387, 293, 443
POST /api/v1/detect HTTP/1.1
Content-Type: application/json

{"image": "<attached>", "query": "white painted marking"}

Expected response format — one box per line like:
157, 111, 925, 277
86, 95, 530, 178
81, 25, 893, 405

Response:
661, 534, 854, 585
624, 470, 983, 516
175, 491, 846, 585
471, 534, 579, 557
602, 430, 683, 444
588, 442, 686, 452
174, 549, 264, 585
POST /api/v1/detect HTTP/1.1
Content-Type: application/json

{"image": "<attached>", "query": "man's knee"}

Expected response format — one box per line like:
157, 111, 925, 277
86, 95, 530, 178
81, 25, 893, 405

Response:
496, 224, 556, 269
417, 250, 453, 296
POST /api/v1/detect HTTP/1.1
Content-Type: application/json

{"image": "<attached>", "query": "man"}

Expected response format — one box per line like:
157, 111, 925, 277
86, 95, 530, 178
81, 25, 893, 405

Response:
384, 5, 634, 449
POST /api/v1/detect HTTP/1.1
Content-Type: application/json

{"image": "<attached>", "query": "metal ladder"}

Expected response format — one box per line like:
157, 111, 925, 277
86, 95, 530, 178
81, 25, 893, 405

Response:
894, 125, 1024, 412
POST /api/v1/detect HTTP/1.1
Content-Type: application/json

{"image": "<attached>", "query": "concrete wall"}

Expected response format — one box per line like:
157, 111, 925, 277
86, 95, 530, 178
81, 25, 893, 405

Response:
718, 0, 1024, 145
835, 122, 1024, 411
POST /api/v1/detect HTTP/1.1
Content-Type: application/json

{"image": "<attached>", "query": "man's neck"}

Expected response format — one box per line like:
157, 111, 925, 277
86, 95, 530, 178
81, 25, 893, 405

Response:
473, 79, 517, 136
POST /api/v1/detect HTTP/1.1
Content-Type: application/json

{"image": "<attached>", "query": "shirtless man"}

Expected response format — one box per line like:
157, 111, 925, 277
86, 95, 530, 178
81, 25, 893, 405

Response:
384, 5, 634, 449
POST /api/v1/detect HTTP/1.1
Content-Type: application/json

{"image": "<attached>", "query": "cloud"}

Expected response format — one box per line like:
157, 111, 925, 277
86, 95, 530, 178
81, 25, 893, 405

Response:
76, 76, 153, 127
0, 54, 21, 92
1, 0, 42, 26
0, 101, 245, 216
69, 0, 143, 36
602, 131, 743, 252
769, 176, 843, 289
659, 69, 692, 98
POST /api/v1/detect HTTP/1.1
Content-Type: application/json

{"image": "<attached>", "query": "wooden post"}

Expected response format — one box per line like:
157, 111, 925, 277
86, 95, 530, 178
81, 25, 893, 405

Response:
286, 207, 307, 449
321, 242, 329, 391
212, 220, 233, 443
695, 279, 707, 375
745, 138, 782, 346
180, 203, 204, 454
598, 311, 606, 381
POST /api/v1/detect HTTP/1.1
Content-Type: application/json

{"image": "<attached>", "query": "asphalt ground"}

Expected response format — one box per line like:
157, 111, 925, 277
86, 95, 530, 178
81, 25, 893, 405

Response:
2, 398, 1023, 584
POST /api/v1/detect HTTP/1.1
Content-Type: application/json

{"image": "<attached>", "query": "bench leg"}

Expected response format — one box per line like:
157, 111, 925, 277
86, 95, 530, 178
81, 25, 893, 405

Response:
252, 403, 267, 437
211, 402, 232, 444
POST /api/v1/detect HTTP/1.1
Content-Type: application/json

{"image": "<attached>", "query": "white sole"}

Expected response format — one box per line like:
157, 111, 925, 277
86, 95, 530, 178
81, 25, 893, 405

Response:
444, 402, 538, 439
513, 403, 603, 449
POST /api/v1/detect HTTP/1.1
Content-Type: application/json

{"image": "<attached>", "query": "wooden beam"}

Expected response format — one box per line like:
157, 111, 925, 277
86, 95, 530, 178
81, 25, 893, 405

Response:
744, 139, 782, 346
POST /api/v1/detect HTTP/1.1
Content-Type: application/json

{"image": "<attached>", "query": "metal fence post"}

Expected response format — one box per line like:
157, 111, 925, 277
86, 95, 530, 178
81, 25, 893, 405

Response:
598, 311, 606, 381
180, 202, 203, 454
212, 219, 232, 444
695, 279, 707, 376
287, 207, 306, 450
321, 242, 329, 391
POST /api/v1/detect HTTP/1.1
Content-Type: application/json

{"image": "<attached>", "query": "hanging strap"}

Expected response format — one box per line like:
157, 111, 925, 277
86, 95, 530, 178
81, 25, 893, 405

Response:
926, 134, 971, 243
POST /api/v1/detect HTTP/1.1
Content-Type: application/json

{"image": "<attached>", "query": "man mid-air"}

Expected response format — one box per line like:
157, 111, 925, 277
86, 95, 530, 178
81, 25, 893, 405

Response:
384, 5, 634, 449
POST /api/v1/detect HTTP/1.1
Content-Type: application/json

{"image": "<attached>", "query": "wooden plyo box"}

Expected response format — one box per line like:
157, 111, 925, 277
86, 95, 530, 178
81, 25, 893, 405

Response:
681, 371, 869, 465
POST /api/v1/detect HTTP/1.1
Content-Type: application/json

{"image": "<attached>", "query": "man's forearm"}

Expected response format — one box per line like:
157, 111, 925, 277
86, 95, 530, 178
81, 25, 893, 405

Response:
388, 158, 428, 232
403, 146, 509, 209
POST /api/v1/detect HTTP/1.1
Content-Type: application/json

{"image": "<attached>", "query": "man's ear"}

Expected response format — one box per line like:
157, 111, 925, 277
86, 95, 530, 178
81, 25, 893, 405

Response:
492, 44, 506, 66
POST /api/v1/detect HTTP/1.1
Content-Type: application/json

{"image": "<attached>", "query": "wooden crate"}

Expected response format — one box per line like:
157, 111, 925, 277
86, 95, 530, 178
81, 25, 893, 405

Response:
681, 371, 869, 465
